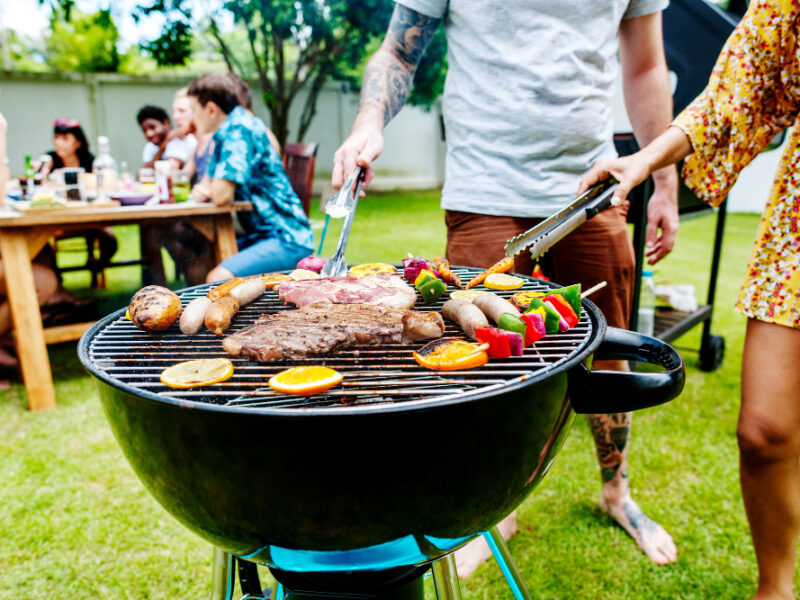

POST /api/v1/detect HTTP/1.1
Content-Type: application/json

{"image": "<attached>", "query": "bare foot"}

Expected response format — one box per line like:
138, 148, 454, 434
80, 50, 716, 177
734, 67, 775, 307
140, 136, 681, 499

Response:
0, 345, 17, 367
599, 495, 677, 565
454, 513, 518, 578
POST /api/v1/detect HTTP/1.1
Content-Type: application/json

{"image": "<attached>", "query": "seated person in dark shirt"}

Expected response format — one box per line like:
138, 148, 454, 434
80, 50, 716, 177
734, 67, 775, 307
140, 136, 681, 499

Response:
137, 105, 195, 170
186, 73, 314, 282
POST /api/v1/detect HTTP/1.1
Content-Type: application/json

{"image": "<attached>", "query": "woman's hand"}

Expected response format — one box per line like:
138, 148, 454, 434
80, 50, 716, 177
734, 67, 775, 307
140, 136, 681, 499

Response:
579, 153, 653, 206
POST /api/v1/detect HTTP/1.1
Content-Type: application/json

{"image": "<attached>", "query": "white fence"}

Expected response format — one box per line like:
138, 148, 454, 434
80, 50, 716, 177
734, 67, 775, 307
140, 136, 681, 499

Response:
0, 70, 780, 213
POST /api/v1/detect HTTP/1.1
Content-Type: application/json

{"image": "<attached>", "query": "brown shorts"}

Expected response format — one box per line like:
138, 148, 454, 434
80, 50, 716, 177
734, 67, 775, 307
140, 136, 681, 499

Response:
445, 207, 635, 329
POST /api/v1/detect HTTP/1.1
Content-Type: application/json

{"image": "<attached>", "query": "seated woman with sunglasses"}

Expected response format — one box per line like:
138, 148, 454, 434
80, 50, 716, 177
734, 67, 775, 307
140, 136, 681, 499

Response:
37, 119, 117, 293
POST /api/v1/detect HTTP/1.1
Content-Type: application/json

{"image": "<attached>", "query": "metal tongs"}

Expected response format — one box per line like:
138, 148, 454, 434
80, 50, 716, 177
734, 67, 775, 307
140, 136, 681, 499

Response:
503, 178, 619, 259
321, 166, 366, 277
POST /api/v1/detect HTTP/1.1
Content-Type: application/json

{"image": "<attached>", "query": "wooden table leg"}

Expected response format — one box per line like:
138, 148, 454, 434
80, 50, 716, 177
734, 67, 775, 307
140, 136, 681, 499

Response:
213, 214, 239, 264
0, 230, 56, 410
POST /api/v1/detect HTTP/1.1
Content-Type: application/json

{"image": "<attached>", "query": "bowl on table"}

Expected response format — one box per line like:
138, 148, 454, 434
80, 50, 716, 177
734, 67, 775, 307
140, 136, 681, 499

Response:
109, 192, 154, 206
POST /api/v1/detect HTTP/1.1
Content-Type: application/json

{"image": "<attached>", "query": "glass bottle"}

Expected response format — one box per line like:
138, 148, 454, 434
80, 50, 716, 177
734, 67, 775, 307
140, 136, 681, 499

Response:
637, 270, 656, 337
120, 161, 134, 191
92, 136, 118, 200
23, 154, 35, 199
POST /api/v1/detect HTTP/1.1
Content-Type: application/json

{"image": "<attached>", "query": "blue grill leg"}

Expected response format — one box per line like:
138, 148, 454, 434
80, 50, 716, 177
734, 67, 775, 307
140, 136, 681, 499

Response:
483, 527, 533, 600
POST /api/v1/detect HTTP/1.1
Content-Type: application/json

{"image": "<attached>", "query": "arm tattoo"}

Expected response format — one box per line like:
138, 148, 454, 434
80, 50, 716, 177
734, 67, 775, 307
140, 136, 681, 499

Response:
360, 5, 441, 125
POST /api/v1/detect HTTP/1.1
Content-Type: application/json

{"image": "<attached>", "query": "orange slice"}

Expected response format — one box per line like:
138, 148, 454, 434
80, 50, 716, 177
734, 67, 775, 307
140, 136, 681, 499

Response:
160, 358, 234, 389
449, 289, 489, 302
348, 262, 398, 278
259, 272, 291, 290
268, 366, 343, 396
413, 338, 489, 371
484, 273, 525, 290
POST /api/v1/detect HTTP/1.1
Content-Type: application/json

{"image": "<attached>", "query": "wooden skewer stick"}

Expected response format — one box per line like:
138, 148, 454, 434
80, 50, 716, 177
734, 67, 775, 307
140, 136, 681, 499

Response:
581, 281, 607, 299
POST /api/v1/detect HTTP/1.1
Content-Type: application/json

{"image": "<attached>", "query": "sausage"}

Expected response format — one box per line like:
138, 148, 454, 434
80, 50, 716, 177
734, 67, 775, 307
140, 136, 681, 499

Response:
472, 293, 521, 324
179, 296, 212, 335
229, 278, 266, 306
204, 296, 240, 335
441, 298, 489, 340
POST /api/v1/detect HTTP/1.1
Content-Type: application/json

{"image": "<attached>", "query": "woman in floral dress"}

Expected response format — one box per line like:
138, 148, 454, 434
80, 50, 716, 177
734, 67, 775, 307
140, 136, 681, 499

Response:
581, 2, 800, 598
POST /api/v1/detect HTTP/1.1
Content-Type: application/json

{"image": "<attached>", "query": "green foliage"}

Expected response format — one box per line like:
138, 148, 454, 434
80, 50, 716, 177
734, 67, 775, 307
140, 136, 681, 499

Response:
45, 8, 120, 73
135, 0, 447, 145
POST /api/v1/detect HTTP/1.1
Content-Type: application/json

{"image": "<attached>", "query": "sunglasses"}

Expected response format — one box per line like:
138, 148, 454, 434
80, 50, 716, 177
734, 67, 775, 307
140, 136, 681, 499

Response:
53, 118, 80, 129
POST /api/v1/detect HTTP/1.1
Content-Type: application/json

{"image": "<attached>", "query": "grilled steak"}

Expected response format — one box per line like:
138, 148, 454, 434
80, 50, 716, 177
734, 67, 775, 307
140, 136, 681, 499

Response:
222, 302, 443, 362
277, 275, 417, 311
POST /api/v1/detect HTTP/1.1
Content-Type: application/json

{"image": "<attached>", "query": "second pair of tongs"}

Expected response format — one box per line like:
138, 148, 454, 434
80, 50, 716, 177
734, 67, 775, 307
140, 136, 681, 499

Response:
321, 166, 366, 277
503, 179, 619, 260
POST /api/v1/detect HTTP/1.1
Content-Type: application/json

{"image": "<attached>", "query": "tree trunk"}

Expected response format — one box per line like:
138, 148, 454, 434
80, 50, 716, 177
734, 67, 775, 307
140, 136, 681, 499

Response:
270, 103, 291, 149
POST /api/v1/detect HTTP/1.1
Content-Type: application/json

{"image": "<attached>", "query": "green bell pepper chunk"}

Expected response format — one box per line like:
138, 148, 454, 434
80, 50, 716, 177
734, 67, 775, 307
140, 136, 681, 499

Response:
549, 284, 581, 316
497, 312, 527, 339
419, 278, 447, 302
414, 269, 438, 290
525, 298, 561, 334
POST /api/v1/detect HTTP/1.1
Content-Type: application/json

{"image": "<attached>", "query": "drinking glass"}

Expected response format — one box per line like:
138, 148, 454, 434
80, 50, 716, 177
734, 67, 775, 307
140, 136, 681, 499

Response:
172, 170, 190, 203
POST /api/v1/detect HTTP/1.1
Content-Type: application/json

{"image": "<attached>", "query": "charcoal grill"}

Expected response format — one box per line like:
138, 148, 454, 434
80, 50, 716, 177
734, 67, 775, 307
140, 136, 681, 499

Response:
79, 267, 684, 599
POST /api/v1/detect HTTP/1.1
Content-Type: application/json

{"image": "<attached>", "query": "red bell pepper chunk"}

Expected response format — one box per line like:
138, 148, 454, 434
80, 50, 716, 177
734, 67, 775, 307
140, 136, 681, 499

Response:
520, 313, 545, 345
544, 294, 579, 328
475, 327, 511, 359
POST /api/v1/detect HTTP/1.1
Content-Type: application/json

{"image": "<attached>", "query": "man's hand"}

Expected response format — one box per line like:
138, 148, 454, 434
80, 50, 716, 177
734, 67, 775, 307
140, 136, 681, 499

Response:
644, 173, 679, 264
332, 121, 384, 191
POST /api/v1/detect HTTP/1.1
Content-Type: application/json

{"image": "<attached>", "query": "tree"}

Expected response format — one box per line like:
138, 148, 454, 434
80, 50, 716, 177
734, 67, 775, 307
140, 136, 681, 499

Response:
45, 7, 120, 73
136, 0, 447, 147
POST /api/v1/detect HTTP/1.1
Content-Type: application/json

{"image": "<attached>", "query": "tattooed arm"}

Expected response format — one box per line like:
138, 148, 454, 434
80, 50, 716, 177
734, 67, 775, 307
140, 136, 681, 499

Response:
332, 5, 441, 189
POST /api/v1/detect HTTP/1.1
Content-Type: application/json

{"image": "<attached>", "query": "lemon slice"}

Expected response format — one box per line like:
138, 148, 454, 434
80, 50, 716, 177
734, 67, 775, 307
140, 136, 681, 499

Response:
268, 366, 343, 396
449, 289, 490, 302
484, 273, 525, 290
160, 358, 234, 389
289, 269, 321, 280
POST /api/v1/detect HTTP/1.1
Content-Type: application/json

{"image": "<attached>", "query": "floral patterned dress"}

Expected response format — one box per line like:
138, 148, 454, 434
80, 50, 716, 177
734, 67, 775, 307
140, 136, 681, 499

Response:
673, 0, 800, 327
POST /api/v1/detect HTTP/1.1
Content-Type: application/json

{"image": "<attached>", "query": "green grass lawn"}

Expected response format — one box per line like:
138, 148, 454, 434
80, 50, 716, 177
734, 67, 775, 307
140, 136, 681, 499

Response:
0, 191, 777, 599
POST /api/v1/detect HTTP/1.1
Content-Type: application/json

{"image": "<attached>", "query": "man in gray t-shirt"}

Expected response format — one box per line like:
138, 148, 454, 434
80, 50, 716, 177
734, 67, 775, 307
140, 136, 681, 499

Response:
333, 0, 679, 574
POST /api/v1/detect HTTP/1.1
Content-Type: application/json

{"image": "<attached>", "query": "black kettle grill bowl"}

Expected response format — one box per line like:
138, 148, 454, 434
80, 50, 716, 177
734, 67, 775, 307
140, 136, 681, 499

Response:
78, 273, 684, 577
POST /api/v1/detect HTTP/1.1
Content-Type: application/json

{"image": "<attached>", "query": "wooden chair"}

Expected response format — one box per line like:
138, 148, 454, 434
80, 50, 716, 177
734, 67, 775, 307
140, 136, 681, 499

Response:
282, 142, 319, 216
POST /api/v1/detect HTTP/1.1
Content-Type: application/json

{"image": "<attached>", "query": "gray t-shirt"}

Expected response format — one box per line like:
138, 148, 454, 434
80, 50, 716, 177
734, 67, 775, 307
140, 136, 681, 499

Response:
396, 0, 668, 217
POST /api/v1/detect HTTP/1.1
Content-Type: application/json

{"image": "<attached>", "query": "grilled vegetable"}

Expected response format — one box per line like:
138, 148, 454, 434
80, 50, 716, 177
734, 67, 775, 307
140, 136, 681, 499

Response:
531, 264, 550, 281
465, 256, 515, 289
179, 296, 213, 335
510, 290, 546, 311
520, 313, 546, 345
525, 298, 562, 334
208, 277, 246, 302
544, 294, 579, 328
349, 262, 398, 278
549, 284, 582, 316
418, 278, 447, 303
441, 298, 489, 340
506, 331, 524, 356
434, 257, 463, 288
475, 327, 511, 359
296, 255, 327, 273
230, 278, 266, 306
498, 313, 527, 340
413, 338, 489, 371
402, 257, 439, 283
472, 293, 521, 324
414, 269, 438, 289
128, 286, 182, 333
205, 296, 240, 335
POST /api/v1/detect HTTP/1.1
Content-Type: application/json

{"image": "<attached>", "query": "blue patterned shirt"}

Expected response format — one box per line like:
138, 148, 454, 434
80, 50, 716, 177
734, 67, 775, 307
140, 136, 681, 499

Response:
208, 106, 314, 251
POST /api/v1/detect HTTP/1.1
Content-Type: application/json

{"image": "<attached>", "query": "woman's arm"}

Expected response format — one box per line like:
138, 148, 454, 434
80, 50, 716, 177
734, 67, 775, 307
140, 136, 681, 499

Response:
579, 126, 692, 203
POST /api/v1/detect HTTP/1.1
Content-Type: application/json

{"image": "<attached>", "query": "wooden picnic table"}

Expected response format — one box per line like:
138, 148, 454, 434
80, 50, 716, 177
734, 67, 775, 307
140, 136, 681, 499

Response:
0, 200, 252, 411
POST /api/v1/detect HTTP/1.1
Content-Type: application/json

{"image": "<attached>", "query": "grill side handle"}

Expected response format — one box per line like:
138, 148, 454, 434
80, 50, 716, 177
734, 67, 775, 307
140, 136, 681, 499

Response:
568, 327, 685, 414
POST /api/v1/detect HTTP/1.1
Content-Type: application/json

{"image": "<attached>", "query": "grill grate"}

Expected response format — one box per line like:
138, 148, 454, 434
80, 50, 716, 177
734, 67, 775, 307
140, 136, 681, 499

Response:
87, 267, 593, 410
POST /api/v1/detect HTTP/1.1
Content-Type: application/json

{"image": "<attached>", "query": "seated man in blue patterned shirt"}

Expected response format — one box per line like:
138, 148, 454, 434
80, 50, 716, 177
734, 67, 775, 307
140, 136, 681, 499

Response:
187, 73, 314, 282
